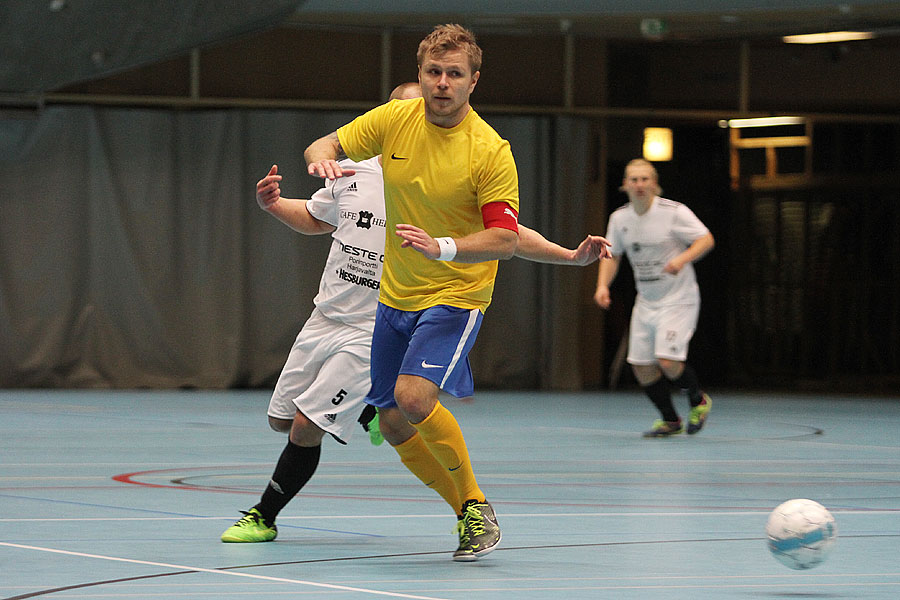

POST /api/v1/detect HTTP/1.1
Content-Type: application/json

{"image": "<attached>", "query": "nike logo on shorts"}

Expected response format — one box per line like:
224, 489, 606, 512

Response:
421, 360, 444, 369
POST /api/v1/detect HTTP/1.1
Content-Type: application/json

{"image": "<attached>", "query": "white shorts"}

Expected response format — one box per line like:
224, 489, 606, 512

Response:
626, 300, 699, 365
268, 308, 372, 444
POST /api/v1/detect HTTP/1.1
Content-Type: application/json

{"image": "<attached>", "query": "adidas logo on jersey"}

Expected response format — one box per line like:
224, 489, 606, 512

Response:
347, 182, 358, 191
325, 413, 337, 422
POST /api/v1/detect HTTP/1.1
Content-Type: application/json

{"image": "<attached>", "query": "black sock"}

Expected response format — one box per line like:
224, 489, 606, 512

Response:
643, 377, 679, 422
669, 364, 703, 406
254, 440, 321, 524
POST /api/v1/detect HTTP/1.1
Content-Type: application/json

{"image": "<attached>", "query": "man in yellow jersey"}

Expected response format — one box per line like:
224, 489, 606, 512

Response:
305, 24, 519, 561
221, 81, 609, 547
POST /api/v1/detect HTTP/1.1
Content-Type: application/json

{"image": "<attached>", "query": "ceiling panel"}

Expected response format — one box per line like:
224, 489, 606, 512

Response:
288, 1, 900, 40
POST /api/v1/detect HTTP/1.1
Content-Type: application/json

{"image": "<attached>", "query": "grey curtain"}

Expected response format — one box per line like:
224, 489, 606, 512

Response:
473, 115, 591, 390
0, 105, 591, 390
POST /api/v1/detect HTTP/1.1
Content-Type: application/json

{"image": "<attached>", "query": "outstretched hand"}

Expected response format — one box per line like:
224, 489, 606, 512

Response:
571, 235, 613, 266
307, 160, 356, 180
395, 224, 440, 259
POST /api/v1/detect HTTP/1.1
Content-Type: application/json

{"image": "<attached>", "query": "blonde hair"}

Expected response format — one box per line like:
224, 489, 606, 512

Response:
620, 158, 662, 195
417, 24, 482, 73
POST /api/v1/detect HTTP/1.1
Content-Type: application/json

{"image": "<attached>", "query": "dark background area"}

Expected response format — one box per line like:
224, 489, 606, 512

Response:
601, 126, 734, 390
2, 3, 899, 394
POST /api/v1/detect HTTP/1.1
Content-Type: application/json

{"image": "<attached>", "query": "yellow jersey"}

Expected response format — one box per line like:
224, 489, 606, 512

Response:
337, 97, 519, 312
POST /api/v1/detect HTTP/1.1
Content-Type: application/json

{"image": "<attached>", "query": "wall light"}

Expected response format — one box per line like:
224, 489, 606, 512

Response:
783, 31, 874, 44
643, 127, 673, 161
719, 116, 805, 128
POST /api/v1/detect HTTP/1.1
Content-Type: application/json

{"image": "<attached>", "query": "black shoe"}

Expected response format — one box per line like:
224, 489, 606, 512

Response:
454, 499, 500, 561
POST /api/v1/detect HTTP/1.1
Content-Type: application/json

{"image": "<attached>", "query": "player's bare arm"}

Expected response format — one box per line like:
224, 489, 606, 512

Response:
304, 132, 355, 180
395, 224, 517, 262
515, 225, 611, 265
663, 231, 715, 274
593, 254, 621, 309
257, 164, 335, 235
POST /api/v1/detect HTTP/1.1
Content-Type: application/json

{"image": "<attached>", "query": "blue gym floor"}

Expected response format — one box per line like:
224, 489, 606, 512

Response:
2, 389, 899, 599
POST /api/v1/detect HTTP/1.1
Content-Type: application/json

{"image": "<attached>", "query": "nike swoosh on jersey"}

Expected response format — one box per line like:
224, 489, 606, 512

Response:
391, 153, 408, 160
421, 360, 444, 369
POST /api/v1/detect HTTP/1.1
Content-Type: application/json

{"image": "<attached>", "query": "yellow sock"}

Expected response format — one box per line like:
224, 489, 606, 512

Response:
413, 401, 484, 506
393, 432, 461, 515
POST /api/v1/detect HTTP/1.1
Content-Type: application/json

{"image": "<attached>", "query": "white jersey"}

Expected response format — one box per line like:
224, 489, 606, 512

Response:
606, 196, 709, 305
268, 157, 386, 443
305, 157, 386, 332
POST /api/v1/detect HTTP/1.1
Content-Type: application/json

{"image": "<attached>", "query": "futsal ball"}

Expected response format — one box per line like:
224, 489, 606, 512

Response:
765, 498, 837, 570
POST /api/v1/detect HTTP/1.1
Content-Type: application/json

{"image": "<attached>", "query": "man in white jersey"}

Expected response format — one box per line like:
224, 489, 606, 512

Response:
594, 158, 715, 437
222, 82, 611, 544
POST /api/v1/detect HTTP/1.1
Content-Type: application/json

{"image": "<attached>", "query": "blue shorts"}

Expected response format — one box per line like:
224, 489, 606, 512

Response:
364, 303, 484, 408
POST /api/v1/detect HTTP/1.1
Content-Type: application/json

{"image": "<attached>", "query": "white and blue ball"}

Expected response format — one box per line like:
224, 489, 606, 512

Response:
765, 498, 837, 570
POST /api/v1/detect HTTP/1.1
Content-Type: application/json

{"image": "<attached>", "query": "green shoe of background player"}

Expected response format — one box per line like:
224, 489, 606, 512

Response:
642, 419, 684, 437
221, 508, 277, 543
687, 393, 712, 435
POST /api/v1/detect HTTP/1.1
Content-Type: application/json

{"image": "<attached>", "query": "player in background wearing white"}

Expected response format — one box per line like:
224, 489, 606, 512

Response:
593, 158, 715, 437
222, 82, 611, 545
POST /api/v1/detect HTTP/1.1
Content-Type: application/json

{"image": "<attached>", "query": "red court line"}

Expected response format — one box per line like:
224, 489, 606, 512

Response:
112, 466, 260, 494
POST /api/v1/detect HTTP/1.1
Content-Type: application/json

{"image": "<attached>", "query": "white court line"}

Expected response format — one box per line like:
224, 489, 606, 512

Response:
6, 458, 900, 467
416, 583, 900, 592
0, 542, 450, 600
0, 476, 116, 480
2, 508, 898, 522
459, 582, 900, 591
303, 572, 900, 584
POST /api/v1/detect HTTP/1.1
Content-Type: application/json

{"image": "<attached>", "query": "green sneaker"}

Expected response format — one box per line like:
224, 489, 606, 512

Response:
687, 393, 711, 435
452, 515, 474, 562
358, 405, 384, 446
642, 419, 684, 438
221, 508, 277, 543
456, 499, 501, 561
367, 411, 384, 446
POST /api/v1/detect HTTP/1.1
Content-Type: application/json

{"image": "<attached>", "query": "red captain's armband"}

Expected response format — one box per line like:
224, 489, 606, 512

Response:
481, 201, 519, 232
